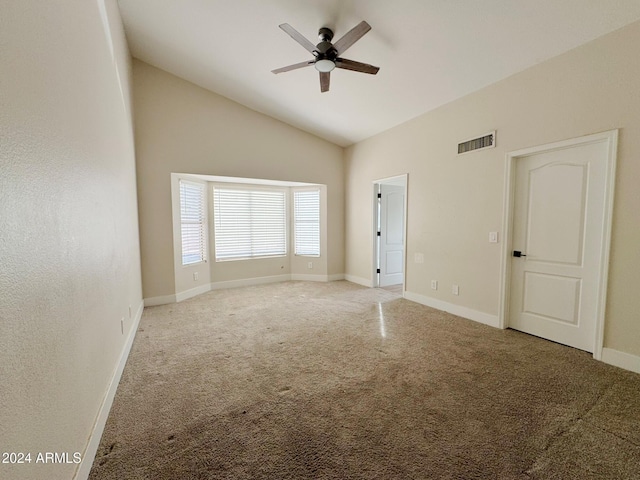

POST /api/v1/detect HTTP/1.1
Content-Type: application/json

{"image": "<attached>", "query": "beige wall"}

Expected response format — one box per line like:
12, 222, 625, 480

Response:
133, 60, 345, 300
345, 21, 640, 358
0, 1, 142, 479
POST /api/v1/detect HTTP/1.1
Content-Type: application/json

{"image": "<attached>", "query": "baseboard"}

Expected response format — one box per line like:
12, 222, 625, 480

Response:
404, 291, 500, 328
291, 273, 333, 281
74, 299, 144, 480
345, 274, 373, 288
175, 283, 212, 303
210, 274, 292, 291
144, 293, 176, 307
212, 273, 345, 289
146, 274, 347, 305
600, 347, 640, 375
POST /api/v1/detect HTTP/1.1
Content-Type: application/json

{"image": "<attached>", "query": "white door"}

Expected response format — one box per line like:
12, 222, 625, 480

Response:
509, 140, 609, 352
379, 184, 405, 287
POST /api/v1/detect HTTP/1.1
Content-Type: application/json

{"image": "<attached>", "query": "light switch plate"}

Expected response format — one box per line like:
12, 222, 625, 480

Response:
489, 232, 499, 243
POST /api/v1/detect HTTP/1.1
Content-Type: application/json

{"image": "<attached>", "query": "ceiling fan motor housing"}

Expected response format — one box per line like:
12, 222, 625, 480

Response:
315, 28, 337, 60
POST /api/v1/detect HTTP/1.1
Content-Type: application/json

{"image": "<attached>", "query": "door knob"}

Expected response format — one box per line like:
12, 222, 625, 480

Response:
513, 250, 527, 257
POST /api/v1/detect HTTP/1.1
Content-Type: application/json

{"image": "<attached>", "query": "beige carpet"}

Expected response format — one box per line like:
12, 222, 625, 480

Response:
89, 281, 640, 479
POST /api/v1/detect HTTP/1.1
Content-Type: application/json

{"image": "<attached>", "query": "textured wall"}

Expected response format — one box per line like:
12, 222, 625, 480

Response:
133, 60, 345, 300
0, 1, 142, 479
344, 20, 640, 358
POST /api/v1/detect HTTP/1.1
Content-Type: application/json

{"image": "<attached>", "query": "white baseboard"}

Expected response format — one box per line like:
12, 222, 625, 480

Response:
144, 293, 176, 307
345, 274, 373, 288
404, 291, 500, 328
600, 347, 640, 375
210, 274, 292, 291
74, 299, 144, 480
291, 273, 333, 281
145, 274, 347, 305
144, 283, 214, 306
175, 283, 212, 303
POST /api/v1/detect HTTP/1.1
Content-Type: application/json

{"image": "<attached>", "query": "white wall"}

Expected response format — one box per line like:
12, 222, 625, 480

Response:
133, 60, 345, 302
0, 1, 142, 479
345, 20, 640, 359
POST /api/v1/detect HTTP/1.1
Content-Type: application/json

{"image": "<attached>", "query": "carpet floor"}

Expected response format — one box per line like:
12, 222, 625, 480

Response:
89, 281, 640, 479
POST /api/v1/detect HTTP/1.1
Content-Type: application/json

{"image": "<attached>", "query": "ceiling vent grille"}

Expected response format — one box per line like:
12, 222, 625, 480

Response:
458, 131, 496, 155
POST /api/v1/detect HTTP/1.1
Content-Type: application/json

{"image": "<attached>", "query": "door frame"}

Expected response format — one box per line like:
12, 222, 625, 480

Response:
498, 130, 618, 360
372, 174, 408, 290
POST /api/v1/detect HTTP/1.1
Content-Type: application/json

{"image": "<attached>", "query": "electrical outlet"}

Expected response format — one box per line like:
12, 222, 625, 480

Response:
308, 262, 313, 269
193, 272, 199, 281
431, 280, 438, 290
452, 284, 459, 296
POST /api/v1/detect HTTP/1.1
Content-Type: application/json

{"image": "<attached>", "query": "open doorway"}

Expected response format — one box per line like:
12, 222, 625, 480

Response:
373, 174, 408, 292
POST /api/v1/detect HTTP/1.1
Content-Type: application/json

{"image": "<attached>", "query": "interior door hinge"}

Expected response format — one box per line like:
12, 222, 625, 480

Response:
377, 231, 381, 236
376, 268, 381, 274
377, 193, 382, 198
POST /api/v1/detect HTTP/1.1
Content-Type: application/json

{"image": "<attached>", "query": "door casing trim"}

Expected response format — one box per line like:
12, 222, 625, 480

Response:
499, 130, 618, 360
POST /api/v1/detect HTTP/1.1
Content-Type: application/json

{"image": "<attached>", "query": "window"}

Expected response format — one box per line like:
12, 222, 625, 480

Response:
293, 189, 320, 256
213, 187, 287, 261
179, 180, 207, 265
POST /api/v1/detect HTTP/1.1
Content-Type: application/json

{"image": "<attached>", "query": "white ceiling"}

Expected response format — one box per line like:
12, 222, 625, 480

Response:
117, 0, 640, 147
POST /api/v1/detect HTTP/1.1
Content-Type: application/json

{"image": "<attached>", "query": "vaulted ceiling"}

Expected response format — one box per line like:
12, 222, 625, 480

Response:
117, 0, 640, 147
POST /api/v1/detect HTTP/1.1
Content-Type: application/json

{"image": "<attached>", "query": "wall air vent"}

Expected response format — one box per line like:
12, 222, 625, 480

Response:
457, 131, 496, 155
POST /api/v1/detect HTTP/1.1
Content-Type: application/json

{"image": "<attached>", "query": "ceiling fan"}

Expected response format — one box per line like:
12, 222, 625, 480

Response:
272, 21, 380, 93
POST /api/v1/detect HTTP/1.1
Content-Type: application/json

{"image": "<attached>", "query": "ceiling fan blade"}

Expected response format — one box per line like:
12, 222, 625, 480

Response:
320, 71, 330, 92
333, 21, 371, 55
272, 60, 315, 74
335, 58, 380, 75
279, 23, 317, 54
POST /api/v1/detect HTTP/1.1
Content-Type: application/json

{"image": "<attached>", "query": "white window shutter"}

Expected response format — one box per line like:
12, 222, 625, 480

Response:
213, 188, 287, 260
293, 189, 320, 256
179, 181, 207, 265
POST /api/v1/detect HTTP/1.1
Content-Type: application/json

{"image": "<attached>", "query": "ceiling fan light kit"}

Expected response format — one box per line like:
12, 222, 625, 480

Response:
272, 21, 380, 92
314, 59, 335, 72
